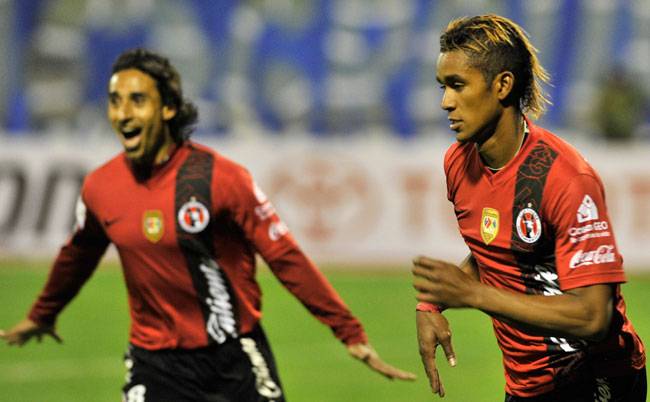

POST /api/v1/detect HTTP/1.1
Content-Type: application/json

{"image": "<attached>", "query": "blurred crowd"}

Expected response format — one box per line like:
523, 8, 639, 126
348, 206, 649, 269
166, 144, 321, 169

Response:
1, 0, 649, 141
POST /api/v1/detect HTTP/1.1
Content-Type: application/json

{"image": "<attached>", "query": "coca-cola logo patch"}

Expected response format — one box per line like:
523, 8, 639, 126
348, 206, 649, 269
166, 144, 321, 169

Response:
569, 245, 616, 269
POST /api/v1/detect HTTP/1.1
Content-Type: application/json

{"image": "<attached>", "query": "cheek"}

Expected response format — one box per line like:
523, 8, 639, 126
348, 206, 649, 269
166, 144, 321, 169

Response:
465, 92, 494, 117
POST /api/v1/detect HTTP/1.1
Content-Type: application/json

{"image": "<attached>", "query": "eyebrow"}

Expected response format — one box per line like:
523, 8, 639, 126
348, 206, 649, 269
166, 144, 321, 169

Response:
436, 74, 466, 84
107, 91, 147, 98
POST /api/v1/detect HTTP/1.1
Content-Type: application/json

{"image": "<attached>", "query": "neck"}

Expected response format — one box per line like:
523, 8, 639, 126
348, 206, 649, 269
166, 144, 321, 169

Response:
153, 130, 177, 166
477, 110, 524, 170
129, 131, 177, 183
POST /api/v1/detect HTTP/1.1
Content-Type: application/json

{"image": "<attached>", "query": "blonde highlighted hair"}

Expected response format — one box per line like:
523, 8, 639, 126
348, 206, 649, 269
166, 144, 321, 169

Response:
440, 14, 551, 119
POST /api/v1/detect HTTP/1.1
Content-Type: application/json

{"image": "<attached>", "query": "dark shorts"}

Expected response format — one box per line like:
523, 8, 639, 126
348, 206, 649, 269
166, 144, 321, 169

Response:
122, 326, 285, 402
505, 367, 646, 402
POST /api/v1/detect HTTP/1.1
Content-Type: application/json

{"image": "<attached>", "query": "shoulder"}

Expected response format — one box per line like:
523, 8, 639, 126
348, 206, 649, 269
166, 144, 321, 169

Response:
530, 123, 599, 184
528, 124, 606, 211
83, 153, 128, 191
444, 140, 472, 172
187, 141, 248, 176
186, 142, 255, 201
443, 140, 474, 191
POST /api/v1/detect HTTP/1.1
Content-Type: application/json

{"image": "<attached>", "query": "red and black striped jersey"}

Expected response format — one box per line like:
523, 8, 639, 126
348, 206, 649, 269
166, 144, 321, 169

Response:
444, 119, 645, 397
28, 141, 367, 350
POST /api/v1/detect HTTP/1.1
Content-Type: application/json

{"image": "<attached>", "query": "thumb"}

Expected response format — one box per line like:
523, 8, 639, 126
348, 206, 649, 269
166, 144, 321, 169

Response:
439, 337, 456, 367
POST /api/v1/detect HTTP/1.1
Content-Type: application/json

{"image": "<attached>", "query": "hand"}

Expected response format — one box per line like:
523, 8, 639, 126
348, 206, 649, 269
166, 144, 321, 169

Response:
0, 318, 63, 346
416, 311, 456, 397
347, 342, 417, 381
412, 256, 479, 308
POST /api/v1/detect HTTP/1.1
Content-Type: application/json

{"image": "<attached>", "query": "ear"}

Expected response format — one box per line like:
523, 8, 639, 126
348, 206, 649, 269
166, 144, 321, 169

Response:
162, 105, 177, 121
493, 71, 515, 101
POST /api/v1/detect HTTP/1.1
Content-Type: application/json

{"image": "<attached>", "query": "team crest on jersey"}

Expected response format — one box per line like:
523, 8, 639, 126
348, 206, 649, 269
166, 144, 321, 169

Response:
142, 210, 164, 243
481, 207, 500, 245
178, 198, 210, 233
516, 207, 542, 243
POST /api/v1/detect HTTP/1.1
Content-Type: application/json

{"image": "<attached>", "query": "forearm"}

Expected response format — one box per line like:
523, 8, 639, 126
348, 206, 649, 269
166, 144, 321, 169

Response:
470, 283, 613, 341
29, 236, 107, 325
267, 247, 367, 345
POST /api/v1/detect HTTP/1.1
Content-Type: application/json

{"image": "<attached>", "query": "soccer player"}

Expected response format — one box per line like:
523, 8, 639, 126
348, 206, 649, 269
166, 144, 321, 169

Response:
412, 14, 646, 401
0, 48, 415, 402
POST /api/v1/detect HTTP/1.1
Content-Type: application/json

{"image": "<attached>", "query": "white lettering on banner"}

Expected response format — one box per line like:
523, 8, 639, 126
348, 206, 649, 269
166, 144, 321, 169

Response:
569, 245, 616, 269
576, 195, 599, 223
1, 138, 650, 269
200, 262, 237, 343
265, 154, 378, 243
240, 338, 283, 399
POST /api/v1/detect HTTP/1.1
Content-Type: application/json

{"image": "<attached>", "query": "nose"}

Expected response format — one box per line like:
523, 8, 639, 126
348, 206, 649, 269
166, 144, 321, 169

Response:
440, 89, 455, 112
113, 101, 133, 121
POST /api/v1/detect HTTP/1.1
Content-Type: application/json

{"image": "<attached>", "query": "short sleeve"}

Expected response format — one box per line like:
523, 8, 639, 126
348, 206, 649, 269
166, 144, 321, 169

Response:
547, 174, 626, 290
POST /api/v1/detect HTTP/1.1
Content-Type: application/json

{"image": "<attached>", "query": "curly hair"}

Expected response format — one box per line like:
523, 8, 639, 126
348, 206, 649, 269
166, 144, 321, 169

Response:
440, 14, 551, 119
112, 49, 198, 143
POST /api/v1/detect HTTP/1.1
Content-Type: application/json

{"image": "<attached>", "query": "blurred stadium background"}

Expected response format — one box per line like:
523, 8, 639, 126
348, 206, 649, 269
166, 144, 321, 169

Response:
1, 1, 649, 401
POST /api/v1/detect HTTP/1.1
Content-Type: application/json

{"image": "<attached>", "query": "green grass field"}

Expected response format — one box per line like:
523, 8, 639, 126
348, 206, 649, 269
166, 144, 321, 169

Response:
1, 259, 649, 402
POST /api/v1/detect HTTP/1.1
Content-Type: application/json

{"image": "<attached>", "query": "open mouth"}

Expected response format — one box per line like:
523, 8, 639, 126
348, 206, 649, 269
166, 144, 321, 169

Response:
120, 127, 144, 152
121, 127, 142, 139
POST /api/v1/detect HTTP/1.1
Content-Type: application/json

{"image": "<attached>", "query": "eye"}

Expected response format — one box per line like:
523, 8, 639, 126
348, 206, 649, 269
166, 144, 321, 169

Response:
108, 94, 120, 107
132, 94, 146, 105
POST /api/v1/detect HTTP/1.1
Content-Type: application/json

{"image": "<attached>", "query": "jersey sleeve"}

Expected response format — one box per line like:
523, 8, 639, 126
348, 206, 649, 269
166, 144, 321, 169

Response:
224, 166, 367, 345
444, 142, 462, 203
28, 191, 110, 326
546, 173, 626, 291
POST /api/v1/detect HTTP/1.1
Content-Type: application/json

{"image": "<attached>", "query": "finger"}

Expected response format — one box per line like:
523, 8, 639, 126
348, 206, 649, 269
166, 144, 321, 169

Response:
8, 335, 25, 347
366, 357, 417, 381
48, 331, 63, 344
412, 276, 441, 294
439, 337, 457, 367
423, 357, 443, 396
415, 293, 439, 304
412, 266, 440, 281
412, 266, 432, 279
412, 256, 447, 268
413, 277, 438, 292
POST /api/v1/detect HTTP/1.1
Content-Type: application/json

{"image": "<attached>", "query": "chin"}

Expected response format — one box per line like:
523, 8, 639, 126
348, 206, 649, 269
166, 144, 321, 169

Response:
455, 132, 470, 143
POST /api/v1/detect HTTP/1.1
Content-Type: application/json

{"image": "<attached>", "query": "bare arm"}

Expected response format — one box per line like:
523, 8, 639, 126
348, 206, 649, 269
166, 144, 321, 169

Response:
472, 282, 613, 341
413, 256, 613, 341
